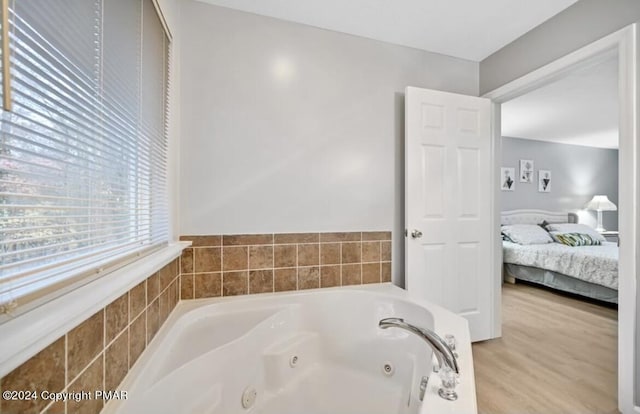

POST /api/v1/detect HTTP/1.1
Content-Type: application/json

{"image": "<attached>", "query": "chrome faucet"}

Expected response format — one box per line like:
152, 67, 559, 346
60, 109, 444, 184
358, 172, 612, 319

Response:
379, 317, 459, 374
379, 317, 460, 401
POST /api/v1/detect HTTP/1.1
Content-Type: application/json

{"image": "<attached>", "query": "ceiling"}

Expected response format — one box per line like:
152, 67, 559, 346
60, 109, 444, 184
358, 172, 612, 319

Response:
196, 0, 578, 61
501, 55, 619, 149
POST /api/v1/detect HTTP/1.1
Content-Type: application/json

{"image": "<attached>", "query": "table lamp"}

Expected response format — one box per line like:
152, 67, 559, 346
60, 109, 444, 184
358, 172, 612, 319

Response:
584, 195, 617, 232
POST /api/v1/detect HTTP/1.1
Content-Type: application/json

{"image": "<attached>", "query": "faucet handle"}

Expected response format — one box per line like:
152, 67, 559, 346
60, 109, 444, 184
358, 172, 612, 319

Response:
437, 366, 458, 401
444, 334, 459, 359
432, 334, 458, 373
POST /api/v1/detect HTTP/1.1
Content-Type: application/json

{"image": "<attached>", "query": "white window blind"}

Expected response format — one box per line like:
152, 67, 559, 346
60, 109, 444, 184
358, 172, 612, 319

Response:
0, 0, 170, 313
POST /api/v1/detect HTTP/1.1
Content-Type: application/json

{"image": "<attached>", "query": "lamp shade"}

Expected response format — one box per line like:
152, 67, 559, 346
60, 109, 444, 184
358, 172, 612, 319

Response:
584, 195, 617, 211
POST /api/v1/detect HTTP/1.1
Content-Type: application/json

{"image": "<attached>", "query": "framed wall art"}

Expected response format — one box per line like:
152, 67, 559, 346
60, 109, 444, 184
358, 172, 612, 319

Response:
501, 167, 515, 191
538, 170, 551, 192
520, 159, 534, 183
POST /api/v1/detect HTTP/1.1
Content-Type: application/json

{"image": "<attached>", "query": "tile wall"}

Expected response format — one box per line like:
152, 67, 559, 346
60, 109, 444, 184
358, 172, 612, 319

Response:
0, 259, 180, 414
0, 231, 392, 414
179, 231, 392, 299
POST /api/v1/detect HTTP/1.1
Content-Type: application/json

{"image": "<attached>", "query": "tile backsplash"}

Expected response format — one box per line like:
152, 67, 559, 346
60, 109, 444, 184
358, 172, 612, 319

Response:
179, 231, 392, 300
0, 259, 180, 414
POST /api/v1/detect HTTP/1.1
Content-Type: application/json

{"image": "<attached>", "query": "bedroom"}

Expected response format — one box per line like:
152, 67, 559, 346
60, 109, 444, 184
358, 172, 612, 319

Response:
476, 53, 620, 411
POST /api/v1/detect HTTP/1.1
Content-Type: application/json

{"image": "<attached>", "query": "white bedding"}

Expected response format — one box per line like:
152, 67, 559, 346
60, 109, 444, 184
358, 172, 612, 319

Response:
503, 241, 618, 290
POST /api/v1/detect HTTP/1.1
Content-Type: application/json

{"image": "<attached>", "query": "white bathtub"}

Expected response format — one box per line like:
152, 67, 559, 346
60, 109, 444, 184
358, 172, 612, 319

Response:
105, 284, 477, 414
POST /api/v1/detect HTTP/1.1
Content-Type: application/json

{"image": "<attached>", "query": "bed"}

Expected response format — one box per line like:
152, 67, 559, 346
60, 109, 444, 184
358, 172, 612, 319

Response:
501, 209, 618, 304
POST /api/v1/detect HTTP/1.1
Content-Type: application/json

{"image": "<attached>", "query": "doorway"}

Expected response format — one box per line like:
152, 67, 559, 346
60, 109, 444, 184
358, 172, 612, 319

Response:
475, 50, 620, 413
482, 25, 637, 414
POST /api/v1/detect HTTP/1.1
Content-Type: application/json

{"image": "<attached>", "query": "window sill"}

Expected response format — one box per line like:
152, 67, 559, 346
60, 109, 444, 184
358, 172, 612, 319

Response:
0, 242, 190, 378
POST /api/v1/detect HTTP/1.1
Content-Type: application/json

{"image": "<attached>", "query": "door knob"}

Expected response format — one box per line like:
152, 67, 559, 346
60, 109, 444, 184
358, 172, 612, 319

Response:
411, 230, 423, 239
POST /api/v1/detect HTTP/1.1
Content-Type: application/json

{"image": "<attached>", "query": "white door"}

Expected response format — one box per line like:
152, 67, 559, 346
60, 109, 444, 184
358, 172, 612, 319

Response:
405, 87, 494, 342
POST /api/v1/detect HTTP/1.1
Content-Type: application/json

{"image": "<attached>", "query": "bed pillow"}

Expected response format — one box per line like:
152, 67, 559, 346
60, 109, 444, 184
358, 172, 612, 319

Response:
501, 224, 554, 245
551, 232, 602, 246
545, 223, 606, 243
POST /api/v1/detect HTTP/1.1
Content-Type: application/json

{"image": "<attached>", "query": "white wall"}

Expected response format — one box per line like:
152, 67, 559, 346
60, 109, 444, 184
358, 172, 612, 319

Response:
179, 1, 478, 285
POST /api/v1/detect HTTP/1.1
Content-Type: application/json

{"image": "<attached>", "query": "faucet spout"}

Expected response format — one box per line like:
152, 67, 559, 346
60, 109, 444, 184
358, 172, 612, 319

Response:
379, 317, 459, 375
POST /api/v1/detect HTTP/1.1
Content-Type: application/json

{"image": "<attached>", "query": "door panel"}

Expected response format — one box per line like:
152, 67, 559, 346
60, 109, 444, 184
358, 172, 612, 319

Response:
421, 145, 446, 217
455, 242, 479, 314
457, 148, 480, 217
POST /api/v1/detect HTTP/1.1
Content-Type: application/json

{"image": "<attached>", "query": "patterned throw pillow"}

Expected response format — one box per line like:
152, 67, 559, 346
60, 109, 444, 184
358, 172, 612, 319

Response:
551, 232, 602, 246
545, 223, 606, 243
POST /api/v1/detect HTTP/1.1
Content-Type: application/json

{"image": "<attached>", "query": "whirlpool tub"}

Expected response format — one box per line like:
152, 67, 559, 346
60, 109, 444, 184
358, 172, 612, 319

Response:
105, 284, 477, 414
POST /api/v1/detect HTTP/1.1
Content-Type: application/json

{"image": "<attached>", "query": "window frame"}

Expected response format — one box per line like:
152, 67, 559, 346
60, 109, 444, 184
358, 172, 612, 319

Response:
0, 0, 174, 317
0, 0, 185, 379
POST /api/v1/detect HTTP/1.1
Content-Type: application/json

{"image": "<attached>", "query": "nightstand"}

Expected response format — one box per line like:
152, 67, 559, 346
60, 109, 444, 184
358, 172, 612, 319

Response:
600, 231, 619, 243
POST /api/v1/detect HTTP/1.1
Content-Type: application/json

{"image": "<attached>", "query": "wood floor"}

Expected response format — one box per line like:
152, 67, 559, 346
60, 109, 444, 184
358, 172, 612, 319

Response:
473, 283, 618, 414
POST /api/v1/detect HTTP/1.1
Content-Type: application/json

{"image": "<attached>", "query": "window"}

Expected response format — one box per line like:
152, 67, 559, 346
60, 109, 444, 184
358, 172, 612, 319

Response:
0, 0, 170, 314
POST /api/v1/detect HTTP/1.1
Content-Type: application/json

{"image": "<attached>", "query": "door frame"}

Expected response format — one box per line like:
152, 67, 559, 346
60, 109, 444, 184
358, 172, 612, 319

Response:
482, 25, 638, 413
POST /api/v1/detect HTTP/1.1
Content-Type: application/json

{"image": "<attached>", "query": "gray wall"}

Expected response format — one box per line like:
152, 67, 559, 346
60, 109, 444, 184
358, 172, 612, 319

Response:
501, 137, 618, 230
480, 0, 640, 94
179, 1, 479, 287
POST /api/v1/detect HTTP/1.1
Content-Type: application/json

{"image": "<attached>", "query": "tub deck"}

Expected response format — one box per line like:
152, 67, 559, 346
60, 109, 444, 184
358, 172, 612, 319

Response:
105, 283, 476, 414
